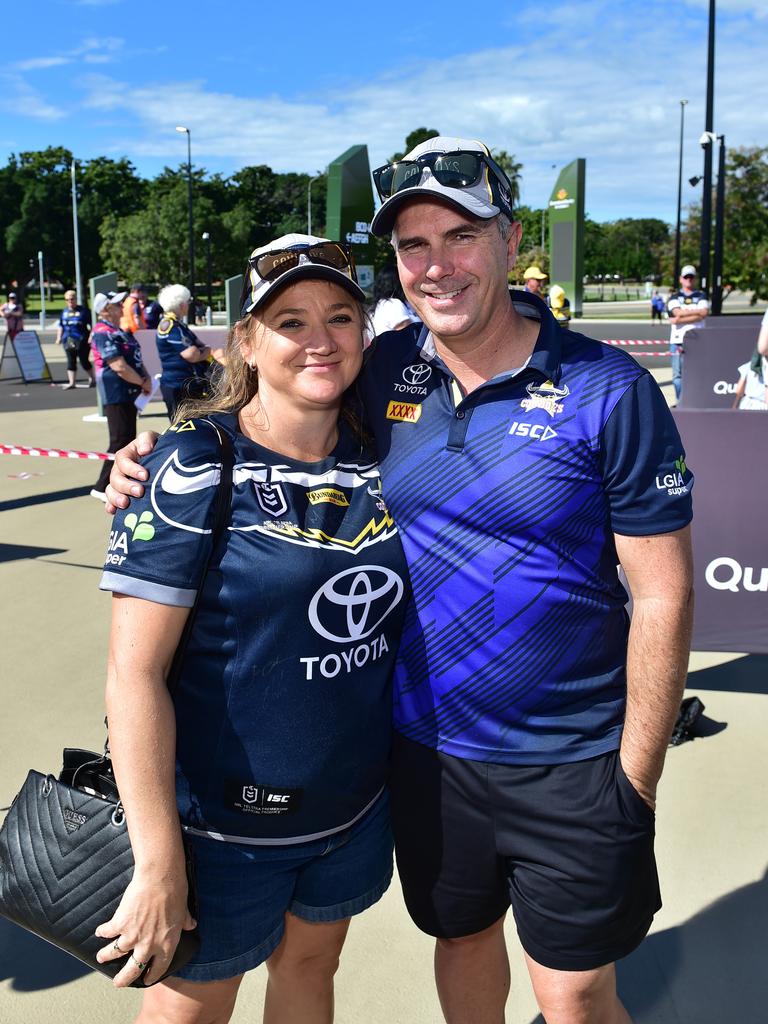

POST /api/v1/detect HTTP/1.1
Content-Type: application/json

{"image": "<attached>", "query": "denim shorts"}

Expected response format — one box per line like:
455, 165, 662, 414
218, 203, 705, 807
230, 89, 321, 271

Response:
174, 792, 393, 982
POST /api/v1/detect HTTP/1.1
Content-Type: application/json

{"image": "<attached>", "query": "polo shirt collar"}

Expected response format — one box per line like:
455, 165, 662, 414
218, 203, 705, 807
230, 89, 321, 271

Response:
415, 289, 563, 386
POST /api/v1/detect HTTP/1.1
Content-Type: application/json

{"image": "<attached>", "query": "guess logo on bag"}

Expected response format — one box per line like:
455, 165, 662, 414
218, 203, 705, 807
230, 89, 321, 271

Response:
63, 808, 88, 834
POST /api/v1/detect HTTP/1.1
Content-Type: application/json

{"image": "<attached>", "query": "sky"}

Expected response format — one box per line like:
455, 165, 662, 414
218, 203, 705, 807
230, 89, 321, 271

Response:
1, 0, 767, 224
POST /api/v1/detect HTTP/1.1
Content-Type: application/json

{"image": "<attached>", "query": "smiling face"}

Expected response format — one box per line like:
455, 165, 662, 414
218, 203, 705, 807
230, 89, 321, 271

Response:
242, 278, 364, 417
392, 199, 521, 351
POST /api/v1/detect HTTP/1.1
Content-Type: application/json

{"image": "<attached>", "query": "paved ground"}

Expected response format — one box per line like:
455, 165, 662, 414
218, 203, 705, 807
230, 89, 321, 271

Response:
1, 345, 765, 1023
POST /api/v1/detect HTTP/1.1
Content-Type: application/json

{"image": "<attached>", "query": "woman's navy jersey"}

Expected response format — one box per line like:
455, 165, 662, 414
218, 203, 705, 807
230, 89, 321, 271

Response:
58, 305, 91, 344
100, 414, 409, 844
91, 320, 146, 404
156, 313, 208, 387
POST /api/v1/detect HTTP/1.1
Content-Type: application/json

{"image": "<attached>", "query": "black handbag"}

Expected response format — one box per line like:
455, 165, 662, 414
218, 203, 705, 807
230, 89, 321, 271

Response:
0, 423, 234, 987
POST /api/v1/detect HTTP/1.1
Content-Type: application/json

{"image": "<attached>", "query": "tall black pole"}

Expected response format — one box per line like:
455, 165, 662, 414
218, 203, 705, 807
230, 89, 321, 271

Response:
712, 135, 726, 315
699, 0, 716, 294
674, 99, 688, 284
204, 233, 212, 312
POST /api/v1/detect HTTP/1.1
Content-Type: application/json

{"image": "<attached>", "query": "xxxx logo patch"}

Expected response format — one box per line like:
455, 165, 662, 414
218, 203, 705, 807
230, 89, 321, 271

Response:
386, 401, 422, 423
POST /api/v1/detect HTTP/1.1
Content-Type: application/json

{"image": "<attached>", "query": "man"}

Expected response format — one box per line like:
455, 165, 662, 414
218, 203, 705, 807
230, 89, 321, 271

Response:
120, 283, 148, 334
1, 291, 24, 340
667, 265, 708, 402
56, 289, 94, 389
522, 264, 547, 294
107, 136, 694, 1024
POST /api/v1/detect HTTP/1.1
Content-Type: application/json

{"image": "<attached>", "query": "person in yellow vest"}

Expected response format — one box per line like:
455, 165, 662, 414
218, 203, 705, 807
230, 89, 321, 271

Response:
120, 283, 147, 333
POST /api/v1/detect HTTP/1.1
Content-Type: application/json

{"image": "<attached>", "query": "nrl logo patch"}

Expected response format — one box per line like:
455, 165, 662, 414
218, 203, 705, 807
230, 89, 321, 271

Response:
242, 785, 259, 804
386, 400, 422, 423
254, 481, 288, 518
520, 379, 569, 418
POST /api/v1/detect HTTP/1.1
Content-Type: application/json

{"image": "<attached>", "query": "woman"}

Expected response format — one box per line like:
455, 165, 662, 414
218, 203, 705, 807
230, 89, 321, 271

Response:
90, 291, 152, 501
56, 288, 94, 389
369, 265, 419, 338
155, 284, 212, 420
95, 235, 408, 1024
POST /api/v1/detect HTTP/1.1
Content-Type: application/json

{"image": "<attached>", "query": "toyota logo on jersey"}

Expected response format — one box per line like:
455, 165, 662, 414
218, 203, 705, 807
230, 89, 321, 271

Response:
308, 566, 404, 643
402, 363, 432, 386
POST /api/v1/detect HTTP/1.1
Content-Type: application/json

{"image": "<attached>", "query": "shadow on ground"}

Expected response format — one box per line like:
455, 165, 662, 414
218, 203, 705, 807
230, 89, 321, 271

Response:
0, 486, 92, 513
687, 654, 768, 695
525, 868, 768, 1023
0, 543, 67, 563
0, 918, 89, 991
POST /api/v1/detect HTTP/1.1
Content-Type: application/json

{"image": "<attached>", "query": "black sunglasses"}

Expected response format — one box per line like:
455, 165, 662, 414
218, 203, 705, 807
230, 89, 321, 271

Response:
372, 150, 510, 203
241, 242, 357, 314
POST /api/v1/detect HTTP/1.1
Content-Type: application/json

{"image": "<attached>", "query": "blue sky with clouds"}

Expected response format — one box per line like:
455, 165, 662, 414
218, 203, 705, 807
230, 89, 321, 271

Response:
1, 0, 766, 223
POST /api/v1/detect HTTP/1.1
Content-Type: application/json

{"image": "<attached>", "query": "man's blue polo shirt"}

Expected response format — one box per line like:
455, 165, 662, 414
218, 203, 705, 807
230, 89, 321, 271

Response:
359, 292, 693, 765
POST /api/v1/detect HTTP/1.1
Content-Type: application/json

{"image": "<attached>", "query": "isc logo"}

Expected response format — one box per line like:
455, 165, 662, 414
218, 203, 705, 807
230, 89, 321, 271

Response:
509, 421, 558, 441
266, 793, 290, 803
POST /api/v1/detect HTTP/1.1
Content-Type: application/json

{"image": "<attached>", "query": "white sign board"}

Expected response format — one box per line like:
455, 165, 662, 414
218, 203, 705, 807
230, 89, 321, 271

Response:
10, 331, 52, 382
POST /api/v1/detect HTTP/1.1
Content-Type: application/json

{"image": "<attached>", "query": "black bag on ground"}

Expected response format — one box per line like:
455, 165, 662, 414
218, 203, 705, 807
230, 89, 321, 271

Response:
0, 748, 199, 987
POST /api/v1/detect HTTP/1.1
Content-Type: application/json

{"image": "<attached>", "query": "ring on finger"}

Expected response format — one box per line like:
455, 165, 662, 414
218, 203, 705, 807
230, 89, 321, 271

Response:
113, 940, 126, 953
130, 952, 148, 971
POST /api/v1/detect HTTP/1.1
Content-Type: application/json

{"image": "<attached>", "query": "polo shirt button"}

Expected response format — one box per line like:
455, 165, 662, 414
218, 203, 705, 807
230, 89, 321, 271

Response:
456, 410, 465, 419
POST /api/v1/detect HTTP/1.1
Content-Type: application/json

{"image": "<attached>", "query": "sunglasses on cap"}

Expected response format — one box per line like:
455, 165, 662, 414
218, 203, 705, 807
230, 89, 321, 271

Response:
240, 241, 358, 314
372, 150, 511, 203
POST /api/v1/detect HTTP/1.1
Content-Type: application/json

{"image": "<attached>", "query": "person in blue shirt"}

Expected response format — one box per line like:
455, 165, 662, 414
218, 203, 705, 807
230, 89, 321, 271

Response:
155, 284, 212, 420
108, 141, 694, 1024
90, 291, 152, 500
55, 289, 93, 389
95, 236, 408, 1023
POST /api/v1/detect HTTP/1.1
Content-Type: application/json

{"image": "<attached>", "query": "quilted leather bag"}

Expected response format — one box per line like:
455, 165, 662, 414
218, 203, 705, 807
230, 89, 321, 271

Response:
0, 748, 199, 987
0, 424, 233, 986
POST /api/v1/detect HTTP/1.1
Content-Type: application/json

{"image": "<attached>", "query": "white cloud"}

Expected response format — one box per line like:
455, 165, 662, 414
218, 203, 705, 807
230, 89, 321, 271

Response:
62, 3, 768, 219
13, 57, 70, 71
0, 75, 65, 120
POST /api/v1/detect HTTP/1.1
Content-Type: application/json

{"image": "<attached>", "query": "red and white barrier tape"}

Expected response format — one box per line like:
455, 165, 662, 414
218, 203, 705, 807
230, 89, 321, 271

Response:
1, 444, 113, 461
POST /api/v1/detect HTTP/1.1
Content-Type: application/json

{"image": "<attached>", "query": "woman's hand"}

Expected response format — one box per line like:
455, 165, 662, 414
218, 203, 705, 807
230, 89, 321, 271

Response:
104, 432, 160, 513
95, 865, 196, 987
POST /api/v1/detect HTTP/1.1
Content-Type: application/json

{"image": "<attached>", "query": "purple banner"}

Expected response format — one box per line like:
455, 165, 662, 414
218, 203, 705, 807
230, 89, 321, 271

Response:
673, 410, 768, 653
679, 328, 759, 410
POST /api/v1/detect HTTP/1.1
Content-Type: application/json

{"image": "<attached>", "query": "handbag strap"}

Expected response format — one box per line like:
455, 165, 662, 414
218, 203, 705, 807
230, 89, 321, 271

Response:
165, 421, 234, 696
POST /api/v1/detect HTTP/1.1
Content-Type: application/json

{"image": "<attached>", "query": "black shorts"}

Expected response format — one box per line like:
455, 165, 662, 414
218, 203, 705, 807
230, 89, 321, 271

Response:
390, 734, 661, 972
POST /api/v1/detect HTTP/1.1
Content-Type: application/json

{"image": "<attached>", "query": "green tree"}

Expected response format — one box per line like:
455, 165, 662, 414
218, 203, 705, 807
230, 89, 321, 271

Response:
491, 150, 523, 206
683, 146, 768, 302
77, 157, 146, 282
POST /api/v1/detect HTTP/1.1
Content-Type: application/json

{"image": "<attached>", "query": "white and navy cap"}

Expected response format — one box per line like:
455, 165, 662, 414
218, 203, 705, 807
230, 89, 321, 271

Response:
370, 136, 514, 236
680, 265, 697, 277
93, 290, 127, 315
241, 234, 366, 316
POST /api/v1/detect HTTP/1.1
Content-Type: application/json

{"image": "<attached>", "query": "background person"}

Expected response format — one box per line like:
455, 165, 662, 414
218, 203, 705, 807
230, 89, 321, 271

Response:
143, 292, 164, 330
370, 265, 420, 337
1, 291, 24, 339
650, 288, 665, 322
522, 264, 547, 295
120, 283, 147, 334
56, 289, 94, 389
667, 264, 709, 402
155, 283, 211, 420
95, 234, 408, 1023
547, 283, 571, 326
732, 348, 767, 410
90, 291, 151, 501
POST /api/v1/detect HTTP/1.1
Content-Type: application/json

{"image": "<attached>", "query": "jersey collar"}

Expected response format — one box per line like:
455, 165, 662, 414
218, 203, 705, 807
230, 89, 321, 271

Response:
415, 289, 563, 386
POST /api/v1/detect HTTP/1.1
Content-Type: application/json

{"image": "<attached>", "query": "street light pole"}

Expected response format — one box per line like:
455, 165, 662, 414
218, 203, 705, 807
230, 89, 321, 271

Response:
176, 126, 195, 313
712, 134, 726, 315
37, 250, 46, 329
70, 160, 83, 305
674, 100, 688, 284
201, 231, 212, 315
699, 0, 716, 294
